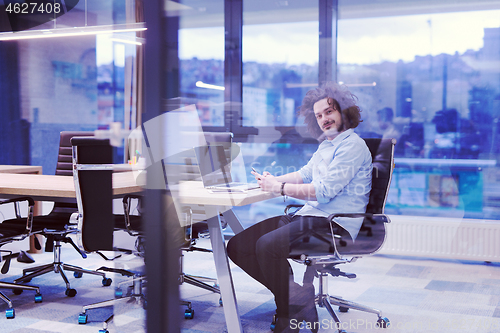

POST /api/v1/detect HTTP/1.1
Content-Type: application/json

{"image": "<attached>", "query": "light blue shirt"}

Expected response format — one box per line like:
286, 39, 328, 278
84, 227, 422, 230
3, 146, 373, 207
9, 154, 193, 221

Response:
296, 129, 372, 239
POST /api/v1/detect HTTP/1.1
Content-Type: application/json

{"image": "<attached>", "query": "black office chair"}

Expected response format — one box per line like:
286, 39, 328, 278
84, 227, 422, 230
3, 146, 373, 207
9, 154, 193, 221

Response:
282, 138, 396, 333
0, 197, 43, 319
10, 132, 112, 297
70, 137, 145, 332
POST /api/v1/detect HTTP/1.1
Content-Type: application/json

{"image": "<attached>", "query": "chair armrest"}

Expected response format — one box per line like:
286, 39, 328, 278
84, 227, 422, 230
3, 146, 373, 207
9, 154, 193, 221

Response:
328, 213, 391, 224
122, 194, 143, 203
284, 204, 304, 215
0, 197, 35, 235
0, 197, 35, 207
122, 195, 143, 237
182, 207, 194, 245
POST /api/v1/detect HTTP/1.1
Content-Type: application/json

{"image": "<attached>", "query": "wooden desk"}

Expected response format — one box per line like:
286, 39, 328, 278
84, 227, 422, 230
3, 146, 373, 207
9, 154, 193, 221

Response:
0, 170, 142, 252
177, 181, 276, 207
0, 165, 43, 174
0, 171, 142, 202
0, 172, 276, 333
174, 181, 279, 333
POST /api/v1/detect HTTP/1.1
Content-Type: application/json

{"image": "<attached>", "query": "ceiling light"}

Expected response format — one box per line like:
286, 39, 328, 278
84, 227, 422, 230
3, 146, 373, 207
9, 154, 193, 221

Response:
109, 37, 143, 46
196, 81, 225, 91
0, 23, 146, 41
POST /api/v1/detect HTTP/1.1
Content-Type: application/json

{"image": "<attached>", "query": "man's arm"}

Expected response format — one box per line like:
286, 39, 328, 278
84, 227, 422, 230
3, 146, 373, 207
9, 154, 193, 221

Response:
251, 170, 304, 184
281, 182, 316, 200
273, 172, 304, 184
255, 172, 317, 201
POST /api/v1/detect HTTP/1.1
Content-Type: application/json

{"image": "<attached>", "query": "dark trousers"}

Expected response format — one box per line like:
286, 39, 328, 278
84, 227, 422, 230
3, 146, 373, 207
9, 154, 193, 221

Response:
226, 214, 332, 317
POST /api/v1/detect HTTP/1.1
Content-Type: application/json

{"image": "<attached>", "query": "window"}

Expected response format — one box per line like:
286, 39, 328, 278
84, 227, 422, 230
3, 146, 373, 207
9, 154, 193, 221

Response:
338, 1, 500, 219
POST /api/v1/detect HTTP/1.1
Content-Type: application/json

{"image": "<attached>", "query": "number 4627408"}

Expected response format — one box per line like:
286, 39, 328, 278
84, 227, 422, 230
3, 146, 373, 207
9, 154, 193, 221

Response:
5, 2, 61, 14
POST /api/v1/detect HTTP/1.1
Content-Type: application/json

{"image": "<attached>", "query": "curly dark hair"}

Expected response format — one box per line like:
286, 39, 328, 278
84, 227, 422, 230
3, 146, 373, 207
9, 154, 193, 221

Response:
299, 82, 362, 139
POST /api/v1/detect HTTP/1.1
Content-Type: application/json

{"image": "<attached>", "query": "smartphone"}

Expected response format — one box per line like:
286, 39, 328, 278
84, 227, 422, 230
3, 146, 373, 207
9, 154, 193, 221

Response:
251, 167, 262, 180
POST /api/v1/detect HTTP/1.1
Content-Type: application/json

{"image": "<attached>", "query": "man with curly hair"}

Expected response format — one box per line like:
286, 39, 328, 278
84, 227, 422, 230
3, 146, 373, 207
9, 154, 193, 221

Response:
227, 82, 373, 333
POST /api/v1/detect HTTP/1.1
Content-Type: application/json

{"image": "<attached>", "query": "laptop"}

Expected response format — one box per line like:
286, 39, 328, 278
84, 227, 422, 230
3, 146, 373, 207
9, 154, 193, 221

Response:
194, 145, 260, 192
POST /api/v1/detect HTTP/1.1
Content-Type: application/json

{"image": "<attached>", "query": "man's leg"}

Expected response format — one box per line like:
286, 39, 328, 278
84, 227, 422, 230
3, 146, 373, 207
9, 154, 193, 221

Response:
255, 216, 330, 327
226, 215, 286, 291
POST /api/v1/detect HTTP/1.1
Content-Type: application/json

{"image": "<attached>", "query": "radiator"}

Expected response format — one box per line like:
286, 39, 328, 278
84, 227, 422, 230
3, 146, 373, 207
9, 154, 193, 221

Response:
378, 215, 500, 262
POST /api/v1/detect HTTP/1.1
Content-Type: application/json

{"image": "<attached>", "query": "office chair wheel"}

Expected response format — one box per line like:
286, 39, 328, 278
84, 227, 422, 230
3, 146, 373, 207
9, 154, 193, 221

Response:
184, 308, 194, 319
377, 317, 390, 328
6, 308, 15, 319
115, 288, 123, 297
65, 288, 77, 297
74, 272, 83, 278
34, 293, 43, 303
339, 306, 349, 312
102, 277, 112, 286
13, 289, 23, 295
78, 313, 88, 324
270, 313, 277, 331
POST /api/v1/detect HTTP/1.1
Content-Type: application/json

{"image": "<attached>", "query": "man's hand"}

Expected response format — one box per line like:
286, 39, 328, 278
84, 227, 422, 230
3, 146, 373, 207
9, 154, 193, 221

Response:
251, 170, 271, 181
256, 173, 280, 193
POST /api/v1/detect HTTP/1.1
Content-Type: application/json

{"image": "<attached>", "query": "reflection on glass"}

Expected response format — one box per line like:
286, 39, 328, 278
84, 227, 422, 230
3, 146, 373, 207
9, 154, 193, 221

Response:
242, 21, 318, 127
179, 25, 225, 126
338, 7, 500, 219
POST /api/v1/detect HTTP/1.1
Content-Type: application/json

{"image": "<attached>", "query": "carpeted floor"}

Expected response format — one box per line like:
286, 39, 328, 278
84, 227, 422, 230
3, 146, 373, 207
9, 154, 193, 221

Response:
1, 237, 500, 333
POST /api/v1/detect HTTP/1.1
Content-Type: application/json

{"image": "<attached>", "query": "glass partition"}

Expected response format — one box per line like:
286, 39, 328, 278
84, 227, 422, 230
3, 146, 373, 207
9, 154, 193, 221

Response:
179, 2, 225, 127
337, 4, 500, 219
242, 0, 318, 129
0, 1, 142, 170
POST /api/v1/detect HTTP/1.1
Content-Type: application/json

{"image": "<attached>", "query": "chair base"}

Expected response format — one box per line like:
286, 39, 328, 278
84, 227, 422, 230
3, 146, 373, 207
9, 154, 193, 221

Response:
0, 281, 42, 319
181, 273, 220, 294
315, 272, 390, 333
78, 275, 146, 326
14, 240, 110, 296
179, 252, 222, 315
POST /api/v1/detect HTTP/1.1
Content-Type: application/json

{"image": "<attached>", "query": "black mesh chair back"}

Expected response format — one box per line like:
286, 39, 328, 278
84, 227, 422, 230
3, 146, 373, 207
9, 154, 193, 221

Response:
51, 131, 94, 216
332, 138, 395, 256
285, 138, 396, 330
71, 137, 114, 253
364, 138, 395, 215
57, 132, 94, 176
11, 134, 112, 295
288, 138, 395, 258
73, 138, 146, 326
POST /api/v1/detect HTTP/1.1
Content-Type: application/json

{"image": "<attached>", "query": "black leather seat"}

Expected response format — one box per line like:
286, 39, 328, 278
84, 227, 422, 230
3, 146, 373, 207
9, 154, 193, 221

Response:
283, 138, 396, 332
71, 137, 145, 329
5, 132, 112, 297
0, 197, 42, 318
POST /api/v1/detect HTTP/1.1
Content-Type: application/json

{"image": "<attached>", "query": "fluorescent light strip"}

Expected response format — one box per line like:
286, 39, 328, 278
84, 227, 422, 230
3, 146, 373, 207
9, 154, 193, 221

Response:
0, 23, 146, 41
109, 38, 143, 46
196, 81, 225, 91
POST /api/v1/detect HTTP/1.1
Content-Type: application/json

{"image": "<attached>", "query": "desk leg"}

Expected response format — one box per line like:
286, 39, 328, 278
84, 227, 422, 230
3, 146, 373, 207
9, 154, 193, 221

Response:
205, 206, 243, 333
221, 209, 244, 235
28, 200, 43, 254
